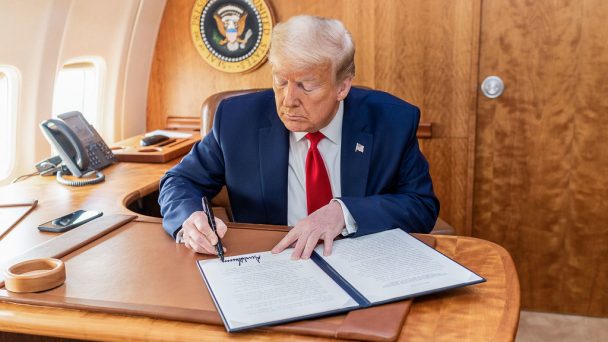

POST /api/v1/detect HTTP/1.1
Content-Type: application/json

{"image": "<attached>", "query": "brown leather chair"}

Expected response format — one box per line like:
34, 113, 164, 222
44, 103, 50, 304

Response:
201, 89, 266, 136
200, 89, 454, 235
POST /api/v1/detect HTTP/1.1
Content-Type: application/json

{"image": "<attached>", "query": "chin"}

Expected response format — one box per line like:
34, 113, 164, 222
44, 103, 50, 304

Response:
281, 119, 311, 132
284, 123, 310, 132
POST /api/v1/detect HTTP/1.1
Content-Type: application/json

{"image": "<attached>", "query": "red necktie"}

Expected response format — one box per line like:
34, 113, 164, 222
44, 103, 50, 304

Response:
305, 132, 333, 214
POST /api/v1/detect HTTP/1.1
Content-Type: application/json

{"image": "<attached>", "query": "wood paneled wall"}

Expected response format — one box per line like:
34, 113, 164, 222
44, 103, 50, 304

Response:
147, 0, 481, 236
475, 0, 608, 316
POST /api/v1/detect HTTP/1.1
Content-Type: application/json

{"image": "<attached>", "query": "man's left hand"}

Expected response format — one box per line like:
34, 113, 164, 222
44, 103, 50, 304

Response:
271, 201, 345, 259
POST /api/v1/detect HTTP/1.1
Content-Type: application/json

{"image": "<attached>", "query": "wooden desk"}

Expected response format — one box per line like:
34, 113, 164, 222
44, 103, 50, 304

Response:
0, 161, 520, 341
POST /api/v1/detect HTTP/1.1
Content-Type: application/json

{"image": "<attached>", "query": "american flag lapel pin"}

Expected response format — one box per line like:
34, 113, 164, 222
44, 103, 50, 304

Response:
355, 143, 365, 153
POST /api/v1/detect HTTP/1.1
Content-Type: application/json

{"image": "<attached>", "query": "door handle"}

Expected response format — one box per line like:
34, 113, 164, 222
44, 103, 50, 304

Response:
481, 76, 504, 98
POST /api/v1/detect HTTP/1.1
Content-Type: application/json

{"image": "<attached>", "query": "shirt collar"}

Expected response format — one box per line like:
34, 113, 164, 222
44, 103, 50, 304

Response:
293, 101, 343, 145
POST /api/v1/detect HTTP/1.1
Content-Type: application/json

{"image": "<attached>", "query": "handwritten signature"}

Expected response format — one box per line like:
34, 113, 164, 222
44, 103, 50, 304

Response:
223, 255, 261, 266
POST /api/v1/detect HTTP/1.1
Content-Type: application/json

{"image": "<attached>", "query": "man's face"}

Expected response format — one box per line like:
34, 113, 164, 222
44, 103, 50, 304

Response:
272, 63, 352, 132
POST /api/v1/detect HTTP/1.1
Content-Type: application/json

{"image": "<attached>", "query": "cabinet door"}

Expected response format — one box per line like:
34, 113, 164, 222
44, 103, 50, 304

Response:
474, 0, 608, 315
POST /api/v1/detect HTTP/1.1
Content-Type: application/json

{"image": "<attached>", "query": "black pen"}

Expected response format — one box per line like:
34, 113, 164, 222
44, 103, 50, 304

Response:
202, 196, 224, 261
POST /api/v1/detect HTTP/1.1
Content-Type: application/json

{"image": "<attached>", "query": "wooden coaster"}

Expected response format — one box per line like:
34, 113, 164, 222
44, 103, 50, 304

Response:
4, 258, 66, 293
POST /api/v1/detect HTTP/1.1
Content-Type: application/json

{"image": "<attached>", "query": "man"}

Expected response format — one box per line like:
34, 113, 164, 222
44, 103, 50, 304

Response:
159, 15, 439, 260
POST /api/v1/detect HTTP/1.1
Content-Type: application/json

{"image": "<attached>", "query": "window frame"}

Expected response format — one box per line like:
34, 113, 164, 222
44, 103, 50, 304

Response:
52, 56, 106, 131
0, 65, 21, 181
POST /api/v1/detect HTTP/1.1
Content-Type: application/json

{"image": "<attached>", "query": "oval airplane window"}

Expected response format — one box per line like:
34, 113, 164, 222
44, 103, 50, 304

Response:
52, 57, 105, 131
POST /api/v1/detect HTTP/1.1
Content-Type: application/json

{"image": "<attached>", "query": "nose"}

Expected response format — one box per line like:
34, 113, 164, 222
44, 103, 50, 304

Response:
283, 82, 299, 107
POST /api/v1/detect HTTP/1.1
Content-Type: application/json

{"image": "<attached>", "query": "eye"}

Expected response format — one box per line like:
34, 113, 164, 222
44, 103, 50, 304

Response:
273, 76, 287, 87
299, 82, 317, 93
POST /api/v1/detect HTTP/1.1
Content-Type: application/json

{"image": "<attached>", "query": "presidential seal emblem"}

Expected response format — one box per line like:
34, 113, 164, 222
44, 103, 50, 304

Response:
191, 0, 274, 73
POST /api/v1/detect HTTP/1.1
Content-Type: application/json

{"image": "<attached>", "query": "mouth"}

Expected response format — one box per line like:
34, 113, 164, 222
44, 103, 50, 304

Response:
281, 112, 306, 121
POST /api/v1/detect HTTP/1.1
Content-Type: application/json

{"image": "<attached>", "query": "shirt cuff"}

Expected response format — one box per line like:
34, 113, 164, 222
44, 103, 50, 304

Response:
175, 228, 184, 243
332, 199, 358, 236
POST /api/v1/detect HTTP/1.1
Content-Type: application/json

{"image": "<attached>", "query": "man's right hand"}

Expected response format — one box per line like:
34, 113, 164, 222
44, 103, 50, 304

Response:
182, 211, 227, 254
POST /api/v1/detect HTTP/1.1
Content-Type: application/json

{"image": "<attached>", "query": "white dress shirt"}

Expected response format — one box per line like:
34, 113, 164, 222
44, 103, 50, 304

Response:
287, 101, 358, 235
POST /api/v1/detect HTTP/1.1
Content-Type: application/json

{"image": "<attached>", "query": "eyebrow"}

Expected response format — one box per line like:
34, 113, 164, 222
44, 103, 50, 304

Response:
300, 79, 321, 85
272, 72, 319, 83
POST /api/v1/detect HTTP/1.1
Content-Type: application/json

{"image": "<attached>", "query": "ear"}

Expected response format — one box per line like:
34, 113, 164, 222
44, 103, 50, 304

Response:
336, 76, 353, 101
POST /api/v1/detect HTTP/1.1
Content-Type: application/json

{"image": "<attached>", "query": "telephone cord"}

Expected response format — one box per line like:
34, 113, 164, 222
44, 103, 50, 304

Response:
56, 169, 105, 187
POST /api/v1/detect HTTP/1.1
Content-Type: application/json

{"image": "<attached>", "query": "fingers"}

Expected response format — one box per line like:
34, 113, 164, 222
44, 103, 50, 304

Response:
274, 204, 344, 259
323, 237, 333, 256
183, 211, 226, 255
290, 233, 308, 260
184, 230, 217, 254
185, 239, 226, 255
298, 232, 322, 260
191, 213, 218, 245
271, 230, 297, 254
215, 217, 228, 238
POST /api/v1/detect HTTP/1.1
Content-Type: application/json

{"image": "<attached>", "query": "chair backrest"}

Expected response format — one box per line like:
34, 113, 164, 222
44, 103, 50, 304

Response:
200, 88, 266, 135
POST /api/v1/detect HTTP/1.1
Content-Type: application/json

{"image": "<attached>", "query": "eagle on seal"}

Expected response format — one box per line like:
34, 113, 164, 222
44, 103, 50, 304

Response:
214, 12, 250, 51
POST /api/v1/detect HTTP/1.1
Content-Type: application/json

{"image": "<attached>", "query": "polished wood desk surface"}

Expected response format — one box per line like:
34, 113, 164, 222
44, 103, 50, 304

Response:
0, 161, 520, 341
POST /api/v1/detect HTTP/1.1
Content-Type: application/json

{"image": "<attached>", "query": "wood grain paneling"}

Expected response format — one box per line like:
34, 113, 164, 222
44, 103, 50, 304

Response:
419, 138, 468, 237
475, 0, 608, 316
147, 0, 482, 234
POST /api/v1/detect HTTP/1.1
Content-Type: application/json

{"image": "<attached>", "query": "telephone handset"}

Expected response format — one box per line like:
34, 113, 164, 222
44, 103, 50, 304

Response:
40, 111, 116, 186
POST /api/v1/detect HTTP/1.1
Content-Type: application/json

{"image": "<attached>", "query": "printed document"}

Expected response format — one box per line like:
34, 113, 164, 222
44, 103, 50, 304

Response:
199, 251, 358, 331
197, 228, 485, 332
314, 229, 483, 303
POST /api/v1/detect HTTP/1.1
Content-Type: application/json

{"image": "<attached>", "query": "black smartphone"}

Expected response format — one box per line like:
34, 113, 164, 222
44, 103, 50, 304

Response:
37, 209, 103, 233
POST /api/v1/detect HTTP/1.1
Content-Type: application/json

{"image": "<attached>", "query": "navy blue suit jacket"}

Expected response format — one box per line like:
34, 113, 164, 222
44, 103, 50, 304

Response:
159, 87, 439, 238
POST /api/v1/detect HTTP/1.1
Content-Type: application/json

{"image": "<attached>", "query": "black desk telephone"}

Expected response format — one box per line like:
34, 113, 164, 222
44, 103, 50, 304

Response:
40, 111, 116, 186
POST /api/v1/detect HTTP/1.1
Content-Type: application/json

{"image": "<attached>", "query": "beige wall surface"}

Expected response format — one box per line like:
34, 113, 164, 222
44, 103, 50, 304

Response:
0, 0, 166, 185
0, 0, 70, 185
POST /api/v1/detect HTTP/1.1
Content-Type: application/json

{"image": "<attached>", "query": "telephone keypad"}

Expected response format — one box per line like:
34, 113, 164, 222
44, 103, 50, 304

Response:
86, 142, 116, 169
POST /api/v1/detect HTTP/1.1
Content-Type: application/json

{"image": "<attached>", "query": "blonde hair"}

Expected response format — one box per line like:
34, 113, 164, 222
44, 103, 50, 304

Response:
268, 15, 355, 82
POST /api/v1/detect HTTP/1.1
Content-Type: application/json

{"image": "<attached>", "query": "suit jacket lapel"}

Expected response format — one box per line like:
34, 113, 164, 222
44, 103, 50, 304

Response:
258, 107, 289, 224
341, 93, 373, 197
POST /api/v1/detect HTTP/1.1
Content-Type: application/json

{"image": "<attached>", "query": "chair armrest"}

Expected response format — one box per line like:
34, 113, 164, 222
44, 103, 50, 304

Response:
430, 217, 455, 235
